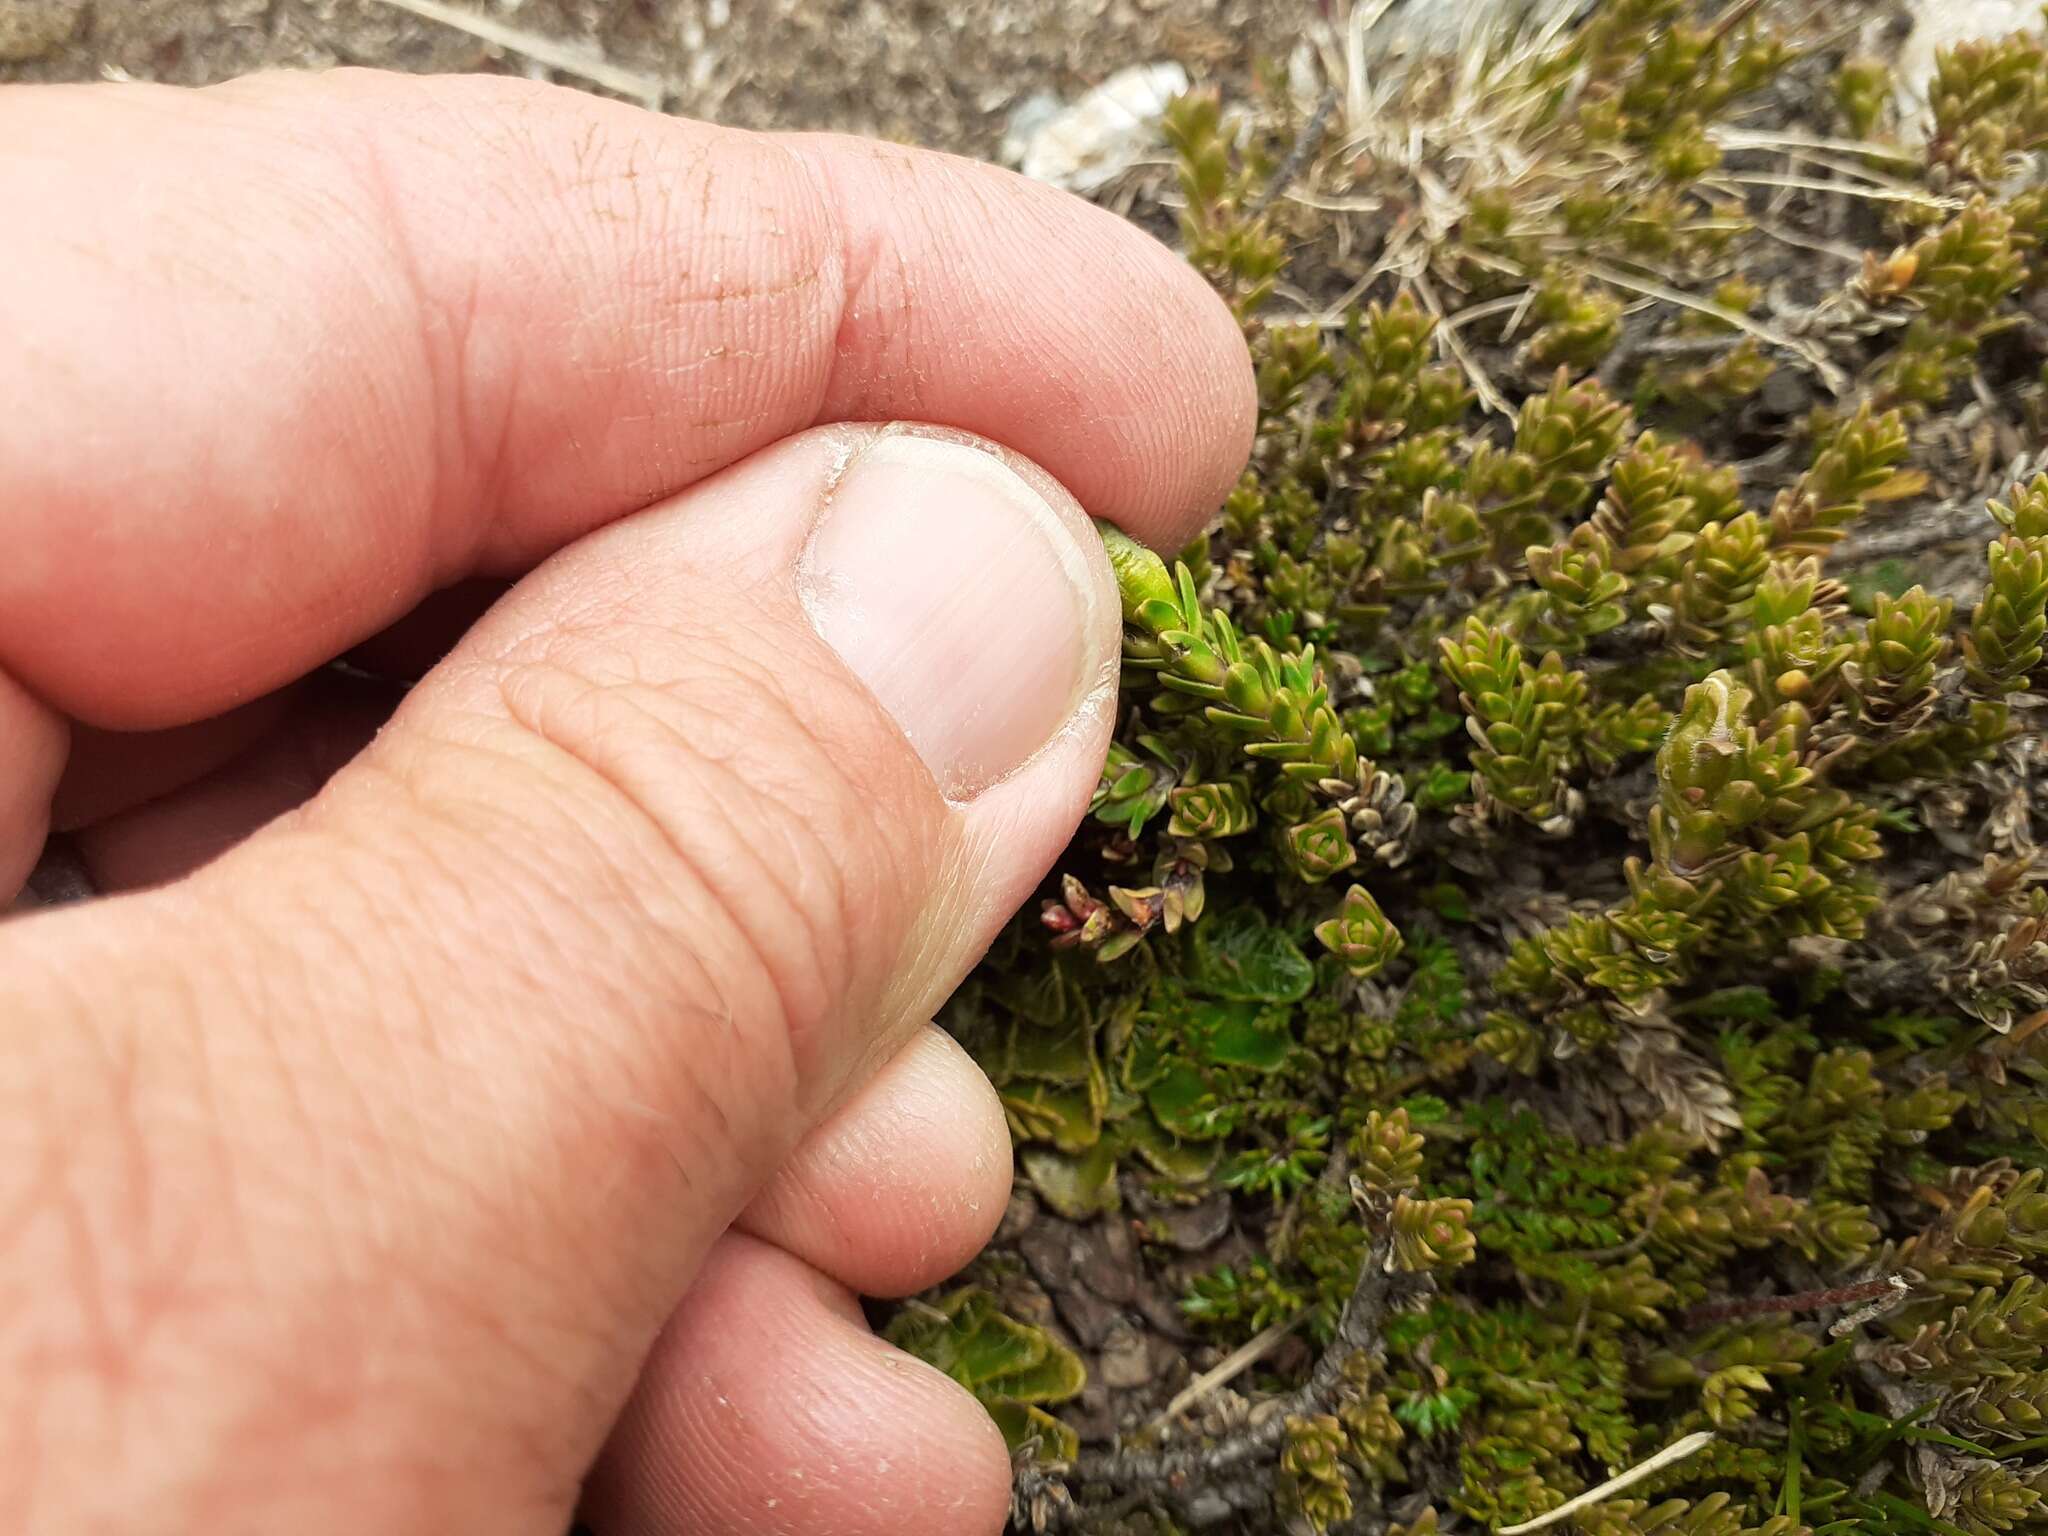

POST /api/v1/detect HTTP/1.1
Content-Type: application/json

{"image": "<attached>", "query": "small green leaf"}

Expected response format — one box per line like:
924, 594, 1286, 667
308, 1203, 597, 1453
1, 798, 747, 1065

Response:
1400, 1093, 1452, 1125
1022, 1141, 1122, 1218
986, 1401, 1080, 1461
1147, 1061, 1222, 1138
1190, 999, 1294, 1071
1189, 908, 1315, 1002
1120, 1115, 1223, 1182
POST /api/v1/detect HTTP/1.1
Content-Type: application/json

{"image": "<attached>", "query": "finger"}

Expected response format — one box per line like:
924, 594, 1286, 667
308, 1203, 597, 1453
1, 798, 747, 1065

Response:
71, 674, 395, 891
341, 578, 511, 682
0, 68, 1253, 731
740, 1025, 1011, 1298
582, 1231, 1010, 1536
0, 669, 65, 895
0, 425, 1113, 1534
47, 578, 504, 843
49, 690, 297, 834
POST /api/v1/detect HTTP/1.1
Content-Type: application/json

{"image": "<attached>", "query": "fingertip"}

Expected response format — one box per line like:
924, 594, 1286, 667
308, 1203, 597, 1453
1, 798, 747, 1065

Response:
783, 131, 1255, 547
1127, 221, 1259, 544
50, 689, 295, 832
0, 669, 68, 899
587, 1233, 1012, 1536
741, 1026, 1013, 1297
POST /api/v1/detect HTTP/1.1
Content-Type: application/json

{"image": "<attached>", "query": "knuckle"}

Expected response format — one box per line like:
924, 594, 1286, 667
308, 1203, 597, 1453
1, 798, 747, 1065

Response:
465, 614, 940, 1073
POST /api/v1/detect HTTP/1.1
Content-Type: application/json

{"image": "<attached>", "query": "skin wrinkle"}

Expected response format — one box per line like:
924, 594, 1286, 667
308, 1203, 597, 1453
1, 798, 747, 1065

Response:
462, 129, 587, 548
218, 853, 450, 1414
367, 134, 455, 574
277, 766, 688, 1278
272, 863, 420, 1305
649, 683, 853, 1021
0, 1096, 70, 1319
253, 837, 474, 1305
65, 932, 226, 1391
365, 83, 838, 595
171, 821, 691, 1520
547, 128, 807, 521
468, 541, 926, 1085
280, 798, 471, 1171
0, 949, 221, 1525
104, 970, 234, 1380
779, 1159, 871, 1290
51, 1124, 116, 1401
0, 930, 132, 1327
427, 242, 494, 574
688, 181, 834, 469
470, 795, 723, 1121
851, 159, 936, 416
341, 739, 762, 1257
263, 117, 447, 625
370, 1218, 600, 1454
784, 140, 895, 412
497, 661, 847, 1098
969, 184, 1164, 486
445, 552, 654, 675
4, 953, 233, 1526
479, 657, 813, 1120
698, 610, 875, 1035
348, 101, 504, 587
182, 1323, 384, 1528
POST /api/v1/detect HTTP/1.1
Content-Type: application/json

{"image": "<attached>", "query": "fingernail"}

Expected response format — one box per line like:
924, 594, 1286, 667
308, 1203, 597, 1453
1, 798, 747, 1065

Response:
798, 432, 1112, 801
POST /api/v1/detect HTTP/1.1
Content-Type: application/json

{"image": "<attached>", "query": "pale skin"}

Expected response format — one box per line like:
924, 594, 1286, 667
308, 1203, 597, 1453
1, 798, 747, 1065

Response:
0, 69, 1253, 1536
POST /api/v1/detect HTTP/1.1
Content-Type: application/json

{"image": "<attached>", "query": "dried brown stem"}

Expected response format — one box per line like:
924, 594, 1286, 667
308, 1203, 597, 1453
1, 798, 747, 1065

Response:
366, 0, 670, 106
1014, 1234, 1414, 1530
1251, 88, 1341, 218
1681, 1275, 1908, 1329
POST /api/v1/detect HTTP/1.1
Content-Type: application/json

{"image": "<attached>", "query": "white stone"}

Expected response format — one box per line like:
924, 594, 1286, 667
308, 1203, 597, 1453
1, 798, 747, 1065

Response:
1895, 0, 2044, 142
1008, 61, 1190, 193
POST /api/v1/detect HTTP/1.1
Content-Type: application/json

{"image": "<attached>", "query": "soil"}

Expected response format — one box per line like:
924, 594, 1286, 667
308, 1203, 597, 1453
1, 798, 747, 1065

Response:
0, 0, 1305, 159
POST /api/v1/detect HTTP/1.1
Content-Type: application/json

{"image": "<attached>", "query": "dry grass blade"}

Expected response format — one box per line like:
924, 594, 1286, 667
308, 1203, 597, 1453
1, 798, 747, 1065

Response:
1414, 271, 1513, 417
1712, 126, 1911, 159
1716, 170, 1964, 210
367, 0, 669, 108
1750, 215, 1868, 264
1148, 1309, 1308, 1431
1336, 0, 1404, 138
1703, 0, 1764, 47
1441, 293, 1529, 332
1280, 190, 1390, 214
1578, 259, 1849, 393
1495, 1431, 1719, 1535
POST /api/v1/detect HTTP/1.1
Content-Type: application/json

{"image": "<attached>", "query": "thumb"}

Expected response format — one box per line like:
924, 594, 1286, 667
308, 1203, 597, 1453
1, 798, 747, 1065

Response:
0, 425, 1119, 1533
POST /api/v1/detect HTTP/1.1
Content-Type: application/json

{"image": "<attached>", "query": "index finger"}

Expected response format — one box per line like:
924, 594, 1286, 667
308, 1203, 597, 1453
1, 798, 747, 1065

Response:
0, 69, 1252, 728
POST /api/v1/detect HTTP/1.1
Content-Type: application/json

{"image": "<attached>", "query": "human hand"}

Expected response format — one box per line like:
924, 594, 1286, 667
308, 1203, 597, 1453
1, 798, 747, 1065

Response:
0, 70, 1251, 1536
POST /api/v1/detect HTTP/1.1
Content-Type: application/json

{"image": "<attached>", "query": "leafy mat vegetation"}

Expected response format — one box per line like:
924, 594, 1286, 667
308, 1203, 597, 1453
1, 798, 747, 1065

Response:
891, 4, 2048, 1532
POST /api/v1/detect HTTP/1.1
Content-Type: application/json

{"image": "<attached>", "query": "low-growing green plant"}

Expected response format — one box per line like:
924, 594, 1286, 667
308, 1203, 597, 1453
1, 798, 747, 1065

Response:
925, 5, 2048, 1533
883, 1287, 1087, 1458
